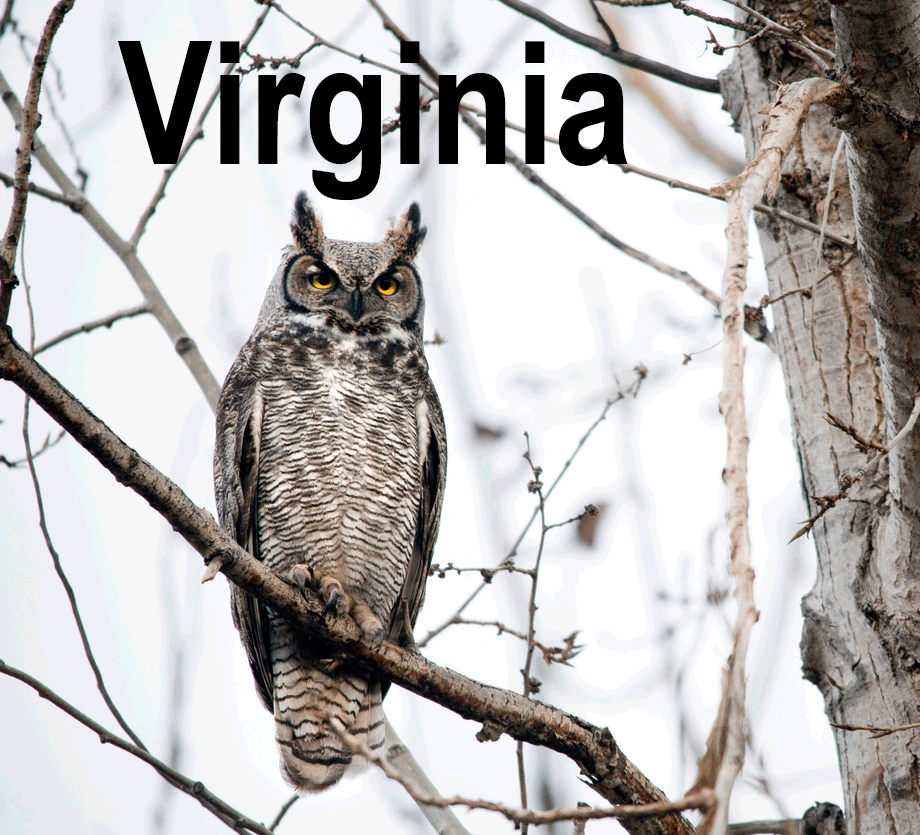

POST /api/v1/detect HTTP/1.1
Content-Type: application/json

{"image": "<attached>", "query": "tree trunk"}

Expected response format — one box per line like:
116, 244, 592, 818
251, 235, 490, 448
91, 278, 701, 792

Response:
722, 1, 920, 830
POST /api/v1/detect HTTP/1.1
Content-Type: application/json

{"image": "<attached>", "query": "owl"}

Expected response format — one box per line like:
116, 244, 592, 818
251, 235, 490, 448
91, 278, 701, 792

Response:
213, 192, 446, 792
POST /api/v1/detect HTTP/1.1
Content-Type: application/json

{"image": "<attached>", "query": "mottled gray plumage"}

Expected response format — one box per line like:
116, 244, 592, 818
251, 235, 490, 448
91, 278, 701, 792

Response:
214, 193, 446, 792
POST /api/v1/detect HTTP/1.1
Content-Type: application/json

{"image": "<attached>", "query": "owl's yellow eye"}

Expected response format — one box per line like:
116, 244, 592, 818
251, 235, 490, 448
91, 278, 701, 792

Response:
374, 275, 400, 296
309, 273, 337, 290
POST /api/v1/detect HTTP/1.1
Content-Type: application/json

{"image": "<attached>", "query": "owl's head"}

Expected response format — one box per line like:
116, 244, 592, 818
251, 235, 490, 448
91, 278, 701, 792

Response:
259, 192, 428, 341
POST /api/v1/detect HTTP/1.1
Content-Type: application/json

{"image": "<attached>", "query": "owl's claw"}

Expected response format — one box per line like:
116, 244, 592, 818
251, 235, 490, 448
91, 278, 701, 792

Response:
351, 599, 386, 646
318, 576, 350, 616
290, 564, 315, 600
287, 567, 384, 644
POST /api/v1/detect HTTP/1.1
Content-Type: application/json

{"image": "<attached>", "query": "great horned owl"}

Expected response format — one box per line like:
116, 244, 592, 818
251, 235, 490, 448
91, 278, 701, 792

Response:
213, 193, 446, 792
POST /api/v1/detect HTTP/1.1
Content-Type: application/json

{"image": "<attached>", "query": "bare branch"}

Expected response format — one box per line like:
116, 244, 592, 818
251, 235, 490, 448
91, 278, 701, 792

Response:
0, 68, 222, 408
0, 332, 693, 835
793, 389, 920, 541
824, 412, 885, 455
452, 619, 584, 667
328, 715, 715, 826
616, 163, 856, 250
383, 717, 475, 835
0, 0, 14, 39
0, 0, 75, 326
727, 822, 801, 835
268, 795, 299, 831
491, 0, 721, 92
831, 720, 920, 739
0, 169, 81, 208
0, 426, 64, 466
19, 267, 148, 752
33, 303, 149, 354
129, 8, 271, 247
719, 0, 834, 66
0, 659, 276, 835
429, 562, 536, 580
420, 366, 646, 647
693, 77, 841, 835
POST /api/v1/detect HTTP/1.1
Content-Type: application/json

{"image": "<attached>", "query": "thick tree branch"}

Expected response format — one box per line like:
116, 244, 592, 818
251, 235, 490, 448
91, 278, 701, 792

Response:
0, 328, 694, 835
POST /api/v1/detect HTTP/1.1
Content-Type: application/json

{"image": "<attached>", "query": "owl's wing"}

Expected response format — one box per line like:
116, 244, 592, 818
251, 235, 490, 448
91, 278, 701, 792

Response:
214, 363, 274, 712
388, 380, 447, 648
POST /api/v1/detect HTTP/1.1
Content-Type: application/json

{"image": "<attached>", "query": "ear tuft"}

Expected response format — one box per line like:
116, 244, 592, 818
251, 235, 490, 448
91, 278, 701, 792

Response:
291, 191, 325, 254
387, 202, 427, 261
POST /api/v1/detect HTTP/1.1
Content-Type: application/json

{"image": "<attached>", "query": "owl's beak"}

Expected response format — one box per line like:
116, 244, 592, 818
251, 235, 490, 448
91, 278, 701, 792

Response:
349, 288, 364, 322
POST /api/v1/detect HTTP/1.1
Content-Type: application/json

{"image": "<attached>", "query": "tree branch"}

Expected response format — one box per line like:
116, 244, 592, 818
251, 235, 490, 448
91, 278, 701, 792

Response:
0, 0, 74, 325
129, 7, 271, 247
0, 659, 276, 835
0, 68, 222, 408
493, 0, 720, 92
0, 328, 694, 835
692, 76, 840, 835
33, 303, 149, 354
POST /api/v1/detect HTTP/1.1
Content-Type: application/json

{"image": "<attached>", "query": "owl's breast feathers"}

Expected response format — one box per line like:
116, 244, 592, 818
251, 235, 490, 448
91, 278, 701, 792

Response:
245, 327, 430, 623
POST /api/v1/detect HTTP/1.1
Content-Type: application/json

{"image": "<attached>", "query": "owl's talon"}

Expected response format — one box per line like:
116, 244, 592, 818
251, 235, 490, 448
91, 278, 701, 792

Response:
290, 564, 315, 600
318, 577, 350, 617
351, 600, 385, 646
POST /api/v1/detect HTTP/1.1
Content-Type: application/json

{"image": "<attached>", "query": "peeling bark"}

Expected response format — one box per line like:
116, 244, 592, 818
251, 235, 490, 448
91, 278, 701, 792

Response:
722, 1, 920, 830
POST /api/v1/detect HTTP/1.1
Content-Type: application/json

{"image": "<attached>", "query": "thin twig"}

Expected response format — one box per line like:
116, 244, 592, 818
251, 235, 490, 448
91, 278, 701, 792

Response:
19, 253, 149, 753
824, 412, 885, 455
129, 7, 271, 247
0, 659, 275, 835
33, 303, 150, 354
720, 0, 834, 64
0, 0, 14, 39
615, 163, 856, 250
793, 389, 920, 541
0, 427, 65, 466
491, 0, 721, 92
420, 367, 646, 647
269, 795, 299, 830
517, 433, 550, 834
383, 717, 474, 835
326, 715, 715, 825
0, 170, 81, 208
0, 0, 75, 326
451, 619, 583, 667
727, 822, 802, 835
831, 720, 920, 739
429, 562, 535, 579
814, 133, 847, 266
0, 68, 222, 408
264, 0, 439, 94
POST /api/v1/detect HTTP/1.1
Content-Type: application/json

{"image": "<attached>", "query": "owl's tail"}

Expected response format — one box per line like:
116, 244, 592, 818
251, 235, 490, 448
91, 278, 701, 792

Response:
270, 619, 385, 792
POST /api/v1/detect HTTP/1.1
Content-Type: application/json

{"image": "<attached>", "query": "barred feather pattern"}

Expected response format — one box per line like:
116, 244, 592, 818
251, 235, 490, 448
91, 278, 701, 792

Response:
255, 337, 422, 788
215, 194, 445, 793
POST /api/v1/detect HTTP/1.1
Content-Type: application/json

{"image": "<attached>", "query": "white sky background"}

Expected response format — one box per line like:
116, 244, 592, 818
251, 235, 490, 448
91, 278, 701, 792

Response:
0, 1, 842, 833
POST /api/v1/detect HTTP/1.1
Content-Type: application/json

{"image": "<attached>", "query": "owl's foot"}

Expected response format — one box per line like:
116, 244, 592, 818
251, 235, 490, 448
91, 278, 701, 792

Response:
351, 598, 386, 647
288, 565, 384, 645
290, 564, 316, 600
315, 575, 349, 616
